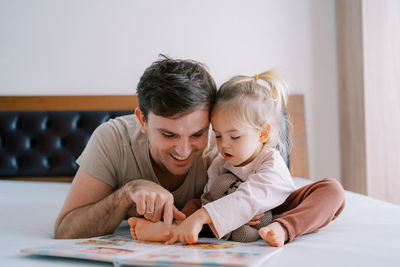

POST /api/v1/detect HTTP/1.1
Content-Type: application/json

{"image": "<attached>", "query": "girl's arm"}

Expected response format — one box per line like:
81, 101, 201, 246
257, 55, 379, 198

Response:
165, 208, 212, 244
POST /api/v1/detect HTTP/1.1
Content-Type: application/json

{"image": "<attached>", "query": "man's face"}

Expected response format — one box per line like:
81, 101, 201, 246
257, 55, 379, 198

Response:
139, 107, 210, 177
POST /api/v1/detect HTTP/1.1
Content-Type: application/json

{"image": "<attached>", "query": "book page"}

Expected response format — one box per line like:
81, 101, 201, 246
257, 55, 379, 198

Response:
21, 233, 281, 267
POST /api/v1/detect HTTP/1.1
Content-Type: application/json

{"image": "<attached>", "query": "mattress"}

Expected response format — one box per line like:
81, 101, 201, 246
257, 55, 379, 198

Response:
1, 178, 399, 267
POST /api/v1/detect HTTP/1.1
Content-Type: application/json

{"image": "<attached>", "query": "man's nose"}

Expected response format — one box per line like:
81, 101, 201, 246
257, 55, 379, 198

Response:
175, 138, 191, 158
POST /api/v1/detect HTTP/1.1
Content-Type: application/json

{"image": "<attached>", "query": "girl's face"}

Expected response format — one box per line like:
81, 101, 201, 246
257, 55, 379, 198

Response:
211, 109, 264, 167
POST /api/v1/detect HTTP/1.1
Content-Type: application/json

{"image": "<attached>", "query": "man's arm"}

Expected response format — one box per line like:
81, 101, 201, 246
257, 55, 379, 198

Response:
54, 168, 186, 239
54, 168, 130, 239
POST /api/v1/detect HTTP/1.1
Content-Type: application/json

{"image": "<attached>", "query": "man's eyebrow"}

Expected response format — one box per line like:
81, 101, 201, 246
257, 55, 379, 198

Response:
158, 128, 177, 135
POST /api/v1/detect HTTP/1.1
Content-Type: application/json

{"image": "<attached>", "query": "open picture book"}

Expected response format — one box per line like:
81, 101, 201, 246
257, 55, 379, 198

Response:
21, 232, 282, 267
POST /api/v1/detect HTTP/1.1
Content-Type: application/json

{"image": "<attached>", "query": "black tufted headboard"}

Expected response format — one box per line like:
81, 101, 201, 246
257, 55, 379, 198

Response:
0, 95, 309, 181
0, 111, 131, 178
0, 95, 138, 181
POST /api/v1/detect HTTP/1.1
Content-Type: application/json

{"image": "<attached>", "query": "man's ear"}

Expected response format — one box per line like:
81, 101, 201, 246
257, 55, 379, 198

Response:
135, 108, 147, 134
259, 124, 271, 143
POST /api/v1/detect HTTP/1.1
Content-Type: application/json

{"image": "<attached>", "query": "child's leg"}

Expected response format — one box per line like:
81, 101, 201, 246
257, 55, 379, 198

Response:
254, 211, 273, 230
128, 217, 174, 242
231, 225, 260, 242
259, 178, 345, 246
231, 211, 273, 242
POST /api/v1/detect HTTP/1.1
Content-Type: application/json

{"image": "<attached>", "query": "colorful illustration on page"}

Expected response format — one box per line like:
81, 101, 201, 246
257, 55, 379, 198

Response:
75, 240, 120, 246
99, 235, 132, 243
78, 247, 134, 255
183, 242, 235, 250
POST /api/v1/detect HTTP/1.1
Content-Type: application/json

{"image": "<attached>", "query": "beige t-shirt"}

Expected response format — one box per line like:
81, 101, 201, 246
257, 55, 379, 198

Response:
76, 115, 216, 210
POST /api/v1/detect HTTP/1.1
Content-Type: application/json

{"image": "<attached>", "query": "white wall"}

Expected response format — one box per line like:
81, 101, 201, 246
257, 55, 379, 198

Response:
0, 0, 340, 181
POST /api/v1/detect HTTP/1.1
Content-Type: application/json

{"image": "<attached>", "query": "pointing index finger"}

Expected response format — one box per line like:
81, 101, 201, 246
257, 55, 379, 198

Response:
163, 201, 173, 226
134, 194, 146, 215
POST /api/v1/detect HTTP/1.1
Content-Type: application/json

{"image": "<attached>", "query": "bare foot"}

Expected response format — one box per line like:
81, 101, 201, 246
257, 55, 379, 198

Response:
127, 217, 174, 242
258, 222, 288, 247
130, 226, 137, 240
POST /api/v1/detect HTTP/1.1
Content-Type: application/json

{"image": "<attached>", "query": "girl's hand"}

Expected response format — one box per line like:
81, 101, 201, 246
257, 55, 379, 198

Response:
165, 208, 211, 245
165, 216, 203, 244
246, 213, 264, 226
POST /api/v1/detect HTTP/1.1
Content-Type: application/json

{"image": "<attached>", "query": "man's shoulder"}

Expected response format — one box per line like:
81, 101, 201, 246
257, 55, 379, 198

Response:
106, 114, 139, 132
95, 115, 141, 142
77, 114, 149, 189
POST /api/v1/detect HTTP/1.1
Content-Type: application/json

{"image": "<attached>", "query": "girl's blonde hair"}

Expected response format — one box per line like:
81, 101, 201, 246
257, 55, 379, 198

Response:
211, 69, 290, 158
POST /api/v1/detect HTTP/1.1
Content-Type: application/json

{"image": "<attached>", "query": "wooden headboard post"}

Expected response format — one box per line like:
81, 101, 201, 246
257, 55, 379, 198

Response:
287, 94, 310, 178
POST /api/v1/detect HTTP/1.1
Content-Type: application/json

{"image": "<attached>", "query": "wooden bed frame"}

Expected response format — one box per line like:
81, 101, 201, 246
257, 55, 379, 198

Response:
0, 94, 309, 180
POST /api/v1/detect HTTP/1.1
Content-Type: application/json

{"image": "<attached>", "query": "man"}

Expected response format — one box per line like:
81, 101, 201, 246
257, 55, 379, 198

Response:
54, 56, 217, 238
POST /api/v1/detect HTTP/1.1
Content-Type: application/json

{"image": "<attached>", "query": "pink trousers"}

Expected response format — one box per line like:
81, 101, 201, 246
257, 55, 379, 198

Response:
272, 178, 346, 242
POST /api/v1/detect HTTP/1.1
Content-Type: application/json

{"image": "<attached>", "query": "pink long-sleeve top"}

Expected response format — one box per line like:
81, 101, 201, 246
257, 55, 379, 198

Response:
202, 148, 296, 239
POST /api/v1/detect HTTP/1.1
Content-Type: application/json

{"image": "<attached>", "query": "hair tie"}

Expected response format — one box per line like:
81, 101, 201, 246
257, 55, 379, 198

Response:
254, 74, 259, 81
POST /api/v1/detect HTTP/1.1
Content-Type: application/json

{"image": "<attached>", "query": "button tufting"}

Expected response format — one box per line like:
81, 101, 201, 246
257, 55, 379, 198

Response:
73, 114, 81, 129
43, 157, 49, 169
41, 117, 49, 130
0, 110, 133, 177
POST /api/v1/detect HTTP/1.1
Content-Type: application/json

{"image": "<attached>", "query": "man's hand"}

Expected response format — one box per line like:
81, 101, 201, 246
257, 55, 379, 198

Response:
127, 179, 186, 226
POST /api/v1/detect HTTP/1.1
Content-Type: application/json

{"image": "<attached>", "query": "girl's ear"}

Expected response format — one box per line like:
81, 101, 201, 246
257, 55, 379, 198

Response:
135, 108, 147, 134
259, 124, 271, 143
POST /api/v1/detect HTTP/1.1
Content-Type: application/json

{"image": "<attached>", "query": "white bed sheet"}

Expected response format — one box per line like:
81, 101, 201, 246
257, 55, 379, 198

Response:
1, 178, 399, 267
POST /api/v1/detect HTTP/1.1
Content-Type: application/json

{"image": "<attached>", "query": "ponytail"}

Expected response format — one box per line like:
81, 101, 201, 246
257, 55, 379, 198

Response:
254, 70, 288, 111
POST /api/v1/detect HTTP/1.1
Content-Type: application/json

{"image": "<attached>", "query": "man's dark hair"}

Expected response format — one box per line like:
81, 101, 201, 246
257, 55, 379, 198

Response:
136, 55, 217, 119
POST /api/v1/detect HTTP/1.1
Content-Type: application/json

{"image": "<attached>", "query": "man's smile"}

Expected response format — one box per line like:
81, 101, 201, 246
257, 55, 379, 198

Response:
170, 153, 190, 162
